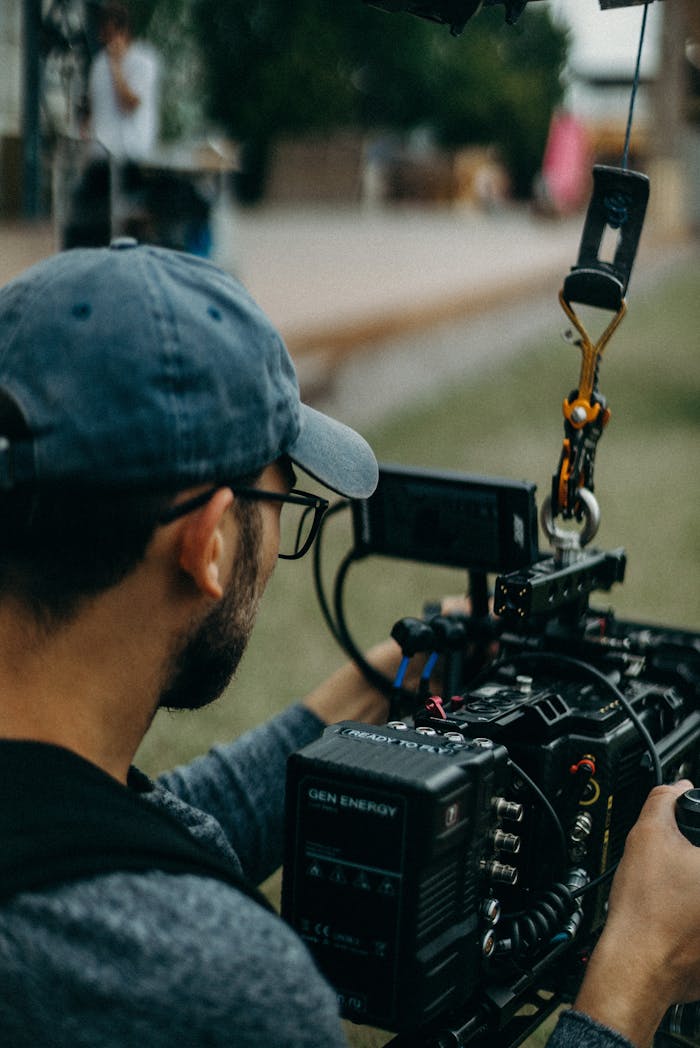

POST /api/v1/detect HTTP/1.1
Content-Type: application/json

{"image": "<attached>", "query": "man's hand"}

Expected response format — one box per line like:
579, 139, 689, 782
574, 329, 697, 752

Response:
302, 597, 478, 726
574, 779, 700, 1047
302, 638, 399, 727
105, 32, 141, 113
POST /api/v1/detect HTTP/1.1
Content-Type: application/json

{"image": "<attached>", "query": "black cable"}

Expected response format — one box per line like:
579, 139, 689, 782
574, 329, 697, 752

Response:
498, 883, 577, 960
621, 2, 651, 170
313, 501, 431, 708
312, 498, 350, 646
508, 758, 569, 875
572, 864, 617, 899
333, 548, 420, 703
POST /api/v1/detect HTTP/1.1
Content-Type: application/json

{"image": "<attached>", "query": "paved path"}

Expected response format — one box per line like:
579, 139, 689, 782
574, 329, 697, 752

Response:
0, 204, 584, 355
229, 205, 584, 353
1, 204, 693, 417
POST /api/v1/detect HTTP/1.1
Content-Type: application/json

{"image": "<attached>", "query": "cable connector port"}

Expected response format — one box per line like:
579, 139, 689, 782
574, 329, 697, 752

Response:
492, 797, 524, 823
491, 829, 521, 855
481, 859, 519, 885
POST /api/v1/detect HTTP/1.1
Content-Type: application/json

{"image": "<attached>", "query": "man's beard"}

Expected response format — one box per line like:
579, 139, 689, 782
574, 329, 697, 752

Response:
159, 503, 263, 712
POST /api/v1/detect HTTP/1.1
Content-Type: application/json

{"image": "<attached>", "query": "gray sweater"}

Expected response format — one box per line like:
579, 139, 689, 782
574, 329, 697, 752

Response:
0, 705, 345, 1047
548, 1011, 635, 1048
0, 704, 634, 1048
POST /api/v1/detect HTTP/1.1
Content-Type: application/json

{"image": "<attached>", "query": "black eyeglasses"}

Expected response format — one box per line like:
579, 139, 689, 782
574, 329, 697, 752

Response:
158, 486, 329, 560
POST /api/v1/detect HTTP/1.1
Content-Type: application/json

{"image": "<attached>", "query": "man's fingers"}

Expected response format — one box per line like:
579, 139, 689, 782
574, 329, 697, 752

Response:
633, 780, 694, 831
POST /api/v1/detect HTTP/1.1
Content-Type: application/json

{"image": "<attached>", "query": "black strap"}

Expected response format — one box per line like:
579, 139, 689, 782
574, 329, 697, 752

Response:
0, 740, 273, 912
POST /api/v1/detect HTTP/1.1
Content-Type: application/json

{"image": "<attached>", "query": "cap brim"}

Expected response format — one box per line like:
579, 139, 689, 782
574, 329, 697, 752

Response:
287, 404, 378, 499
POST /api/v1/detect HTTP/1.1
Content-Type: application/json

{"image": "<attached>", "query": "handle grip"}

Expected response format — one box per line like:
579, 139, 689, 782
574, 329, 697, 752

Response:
675, 788, 700, 846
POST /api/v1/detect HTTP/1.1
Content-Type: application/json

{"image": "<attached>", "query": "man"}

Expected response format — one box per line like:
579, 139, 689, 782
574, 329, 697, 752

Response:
0, 239, 386, 1044
0, 242, 697, 1047
87, 0, 160, 162
64, 2, 161, 248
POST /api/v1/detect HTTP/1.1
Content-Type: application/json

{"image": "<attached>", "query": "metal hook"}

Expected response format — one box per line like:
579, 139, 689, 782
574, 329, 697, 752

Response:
541, 488, 600, 559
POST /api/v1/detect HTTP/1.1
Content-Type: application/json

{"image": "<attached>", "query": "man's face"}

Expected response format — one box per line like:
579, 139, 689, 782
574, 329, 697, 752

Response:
98, 17, 120, 45
158, 460, 290, 712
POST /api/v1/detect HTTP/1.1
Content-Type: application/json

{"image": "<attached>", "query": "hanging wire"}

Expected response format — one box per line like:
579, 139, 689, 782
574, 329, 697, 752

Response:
621, 1, 651, 169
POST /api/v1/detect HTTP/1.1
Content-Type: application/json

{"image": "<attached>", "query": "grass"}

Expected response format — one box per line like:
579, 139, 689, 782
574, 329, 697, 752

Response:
135, 253, 700, 1047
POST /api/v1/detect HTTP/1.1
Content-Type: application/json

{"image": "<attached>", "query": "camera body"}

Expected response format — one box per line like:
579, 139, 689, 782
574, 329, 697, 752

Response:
282, 467, 700, 1044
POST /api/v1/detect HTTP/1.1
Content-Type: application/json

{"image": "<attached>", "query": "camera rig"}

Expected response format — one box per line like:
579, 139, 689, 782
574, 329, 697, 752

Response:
283, 2, 697, 1045
283, 54, 699, 1048
283, 455, 700, 1045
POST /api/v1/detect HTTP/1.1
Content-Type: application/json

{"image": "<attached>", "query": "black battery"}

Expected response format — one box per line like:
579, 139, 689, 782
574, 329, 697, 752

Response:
282, 722, 511, 1031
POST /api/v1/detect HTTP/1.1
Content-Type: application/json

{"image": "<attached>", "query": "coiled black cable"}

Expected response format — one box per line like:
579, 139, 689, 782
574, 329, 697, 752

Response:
497, 882, 577, 962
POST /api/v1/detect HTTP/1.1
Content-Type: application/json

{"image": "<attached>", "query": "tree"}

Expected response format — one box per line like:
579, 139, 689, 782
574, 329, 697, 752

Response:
423, 8, 569, 197
141, 0, 567, 200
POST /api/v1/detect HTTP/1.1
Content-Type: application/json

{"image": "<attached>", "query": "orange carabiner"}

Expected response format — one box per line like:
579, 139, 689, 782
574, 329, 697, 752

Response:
558, 290, 627, 412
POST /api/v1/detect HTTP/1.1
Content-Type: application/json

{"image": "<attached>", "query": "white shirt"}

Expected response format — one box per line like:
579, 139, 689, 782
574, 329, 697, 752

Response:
88, 41, 160, 161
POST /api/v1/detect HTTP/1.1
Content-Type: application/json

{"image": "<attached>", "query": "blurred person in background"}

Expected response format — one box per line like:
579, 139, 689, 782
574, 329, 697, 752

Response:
64, 0, 160, 247
86, 0, 160, 161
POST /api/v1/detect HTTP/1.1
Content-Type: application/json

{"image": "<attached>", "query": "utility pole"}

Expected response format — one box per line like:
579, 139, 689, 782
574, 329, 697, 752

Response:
21, 0, 43, 219
654, 0, 688, 159
646, 0, 693, 236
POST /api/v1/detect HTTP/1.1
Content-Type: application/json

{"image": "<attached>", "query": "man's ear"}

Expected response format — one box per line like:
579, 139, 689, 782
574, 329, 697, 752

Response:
177, 488, 235, 600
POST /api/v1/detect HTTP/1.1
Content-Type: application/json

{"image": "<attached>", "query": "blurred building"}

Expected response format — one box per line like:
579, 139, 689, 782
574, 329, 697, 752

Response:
2, 0, 700, 223
548, 0, 662, 163
547, 0, 700, 233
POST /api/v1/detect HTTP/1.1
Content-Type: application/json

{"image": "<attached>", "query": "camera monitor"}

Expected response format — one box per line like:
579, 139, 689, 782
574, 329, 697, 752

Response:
352, 464, 539, 574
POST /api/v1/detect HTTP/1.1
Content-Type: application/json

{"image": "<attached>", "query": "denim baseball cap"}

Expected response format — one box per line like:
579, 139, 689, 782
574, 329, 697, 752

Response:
0, 240, 378, 498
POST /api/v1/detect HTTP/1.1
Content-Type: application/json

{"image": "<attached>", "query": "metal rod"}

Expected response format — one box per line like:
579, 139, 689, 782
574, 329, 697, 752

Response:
21, 0, 43, 218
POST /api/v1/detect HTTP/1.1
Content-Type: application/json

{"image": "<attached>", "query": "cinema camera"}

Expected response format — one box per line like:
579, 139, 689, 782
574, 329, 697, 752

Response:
282, 5, 699, 1045
283, 455, 700, 1046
